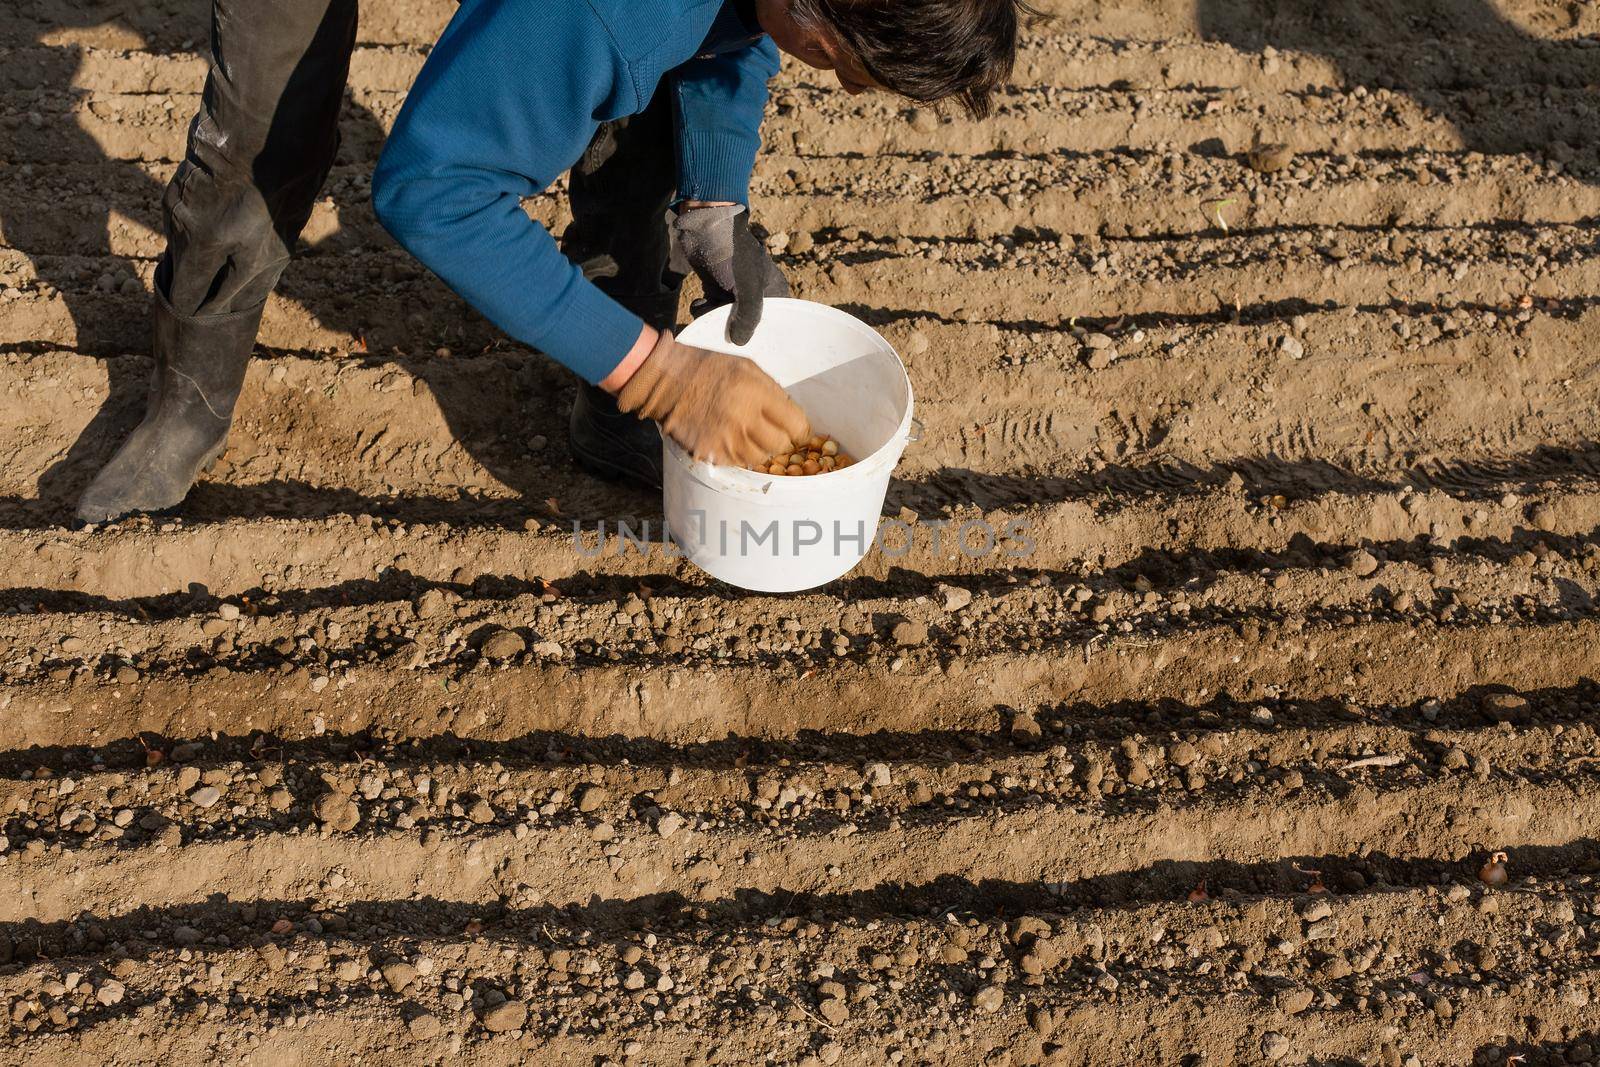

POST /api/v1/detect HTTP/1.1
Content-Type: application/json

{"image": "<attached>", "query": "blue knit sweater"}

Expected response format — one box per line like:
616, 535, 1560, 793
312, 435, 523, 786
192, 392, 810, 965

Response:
372, 0, 778, 383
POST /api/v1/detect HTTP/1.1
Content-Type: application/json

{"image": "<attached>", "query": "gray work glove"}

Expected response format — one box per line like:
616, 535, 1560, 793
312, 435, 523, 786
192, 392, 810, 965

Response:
669, 204, 789, 345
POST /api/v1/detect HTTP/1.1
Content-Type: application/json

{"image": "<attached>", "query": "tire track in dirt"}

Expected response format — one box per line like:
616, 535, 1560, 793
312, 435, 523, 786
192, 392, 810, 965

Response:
7, 302, 1598, 525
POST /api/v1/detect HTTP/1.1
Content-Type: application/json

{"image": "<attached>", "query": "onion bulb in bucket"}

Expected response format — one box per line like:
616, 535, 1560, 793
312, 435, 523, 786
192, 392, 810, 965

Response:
752, 434, 853, 476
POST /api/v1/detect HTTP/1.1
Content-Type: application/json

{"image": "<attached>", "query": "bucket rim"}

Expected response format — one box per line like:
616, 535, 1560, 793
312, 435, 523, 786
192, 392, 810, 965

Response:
665, 299, 914, 491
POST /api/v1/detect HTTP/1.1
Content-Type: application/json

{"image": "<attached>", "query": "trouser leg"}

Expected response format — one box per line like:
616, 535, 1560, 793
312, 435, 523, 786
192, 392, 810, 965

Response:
560, 88, 681, 492
76, 0, 359, 524
161, 0, 360, 317
561, 87, 683, 334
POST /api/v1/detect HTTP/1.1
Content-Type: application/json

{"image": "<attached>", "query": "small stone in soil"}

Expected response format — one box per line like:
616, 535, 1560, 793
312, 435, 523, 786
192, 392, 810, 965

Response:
1299, 899, 1332, 922
480, 629, 526, 661
937, 584, 973, 612
1276, 987, 1314, 1014
1344, 549, 1379, 577
1248, 142, 1295, 174
314, 793, 361, 832
1010, 711, 1042, 739
971, 985, 1003, 1012
481, 999, 528, 1033
1084, 346, 1118, 370
890, 620, 927, 647
574, 784, 608, 812
382, 961, 418, 993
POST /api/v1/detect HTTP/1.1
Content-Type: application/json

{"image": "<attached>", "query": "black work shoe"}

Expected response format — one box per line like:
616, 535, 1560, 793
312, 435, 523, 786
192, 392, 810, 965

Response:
74, 292, 261, 525
568, 382, 664, 492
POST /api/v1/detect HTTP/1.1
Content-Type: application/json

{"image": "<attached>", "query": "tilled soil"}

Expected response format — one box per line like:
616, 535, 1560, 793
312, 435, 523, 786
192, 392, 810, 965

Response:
3, 0, 1600, 1064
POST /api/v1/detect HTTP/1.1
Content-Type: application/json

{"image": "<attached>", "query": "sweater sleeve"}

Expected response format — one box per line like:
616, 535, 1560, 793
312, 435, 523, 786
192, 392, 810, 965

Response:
671, 36, 780, 205
371, 0, 645, 384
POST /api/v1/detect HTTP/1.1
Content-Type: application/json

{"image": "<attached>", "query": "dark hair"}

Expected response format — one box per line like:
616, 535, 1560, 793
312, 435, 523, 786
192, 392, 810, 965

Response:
790, 0, 1040, 118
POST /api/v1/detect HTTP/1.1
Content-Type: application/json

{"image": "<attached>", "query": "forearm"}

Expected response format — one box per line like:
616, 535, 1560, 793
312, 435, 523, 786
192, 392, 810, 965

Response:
374, 170, 643, 383
672, 37, 780, 205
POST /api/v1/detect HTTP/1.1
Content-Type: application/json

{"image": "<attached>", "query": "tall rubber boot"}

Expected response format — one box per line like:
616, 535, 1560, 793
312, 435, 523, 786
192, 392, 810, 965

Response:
74, 291, 261, 524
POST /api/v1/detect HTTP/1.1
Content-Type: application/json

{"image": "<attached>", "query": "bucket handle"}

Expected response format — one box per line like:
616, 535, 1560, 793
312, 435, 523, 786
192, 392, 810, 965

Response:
907, 417, 925, 444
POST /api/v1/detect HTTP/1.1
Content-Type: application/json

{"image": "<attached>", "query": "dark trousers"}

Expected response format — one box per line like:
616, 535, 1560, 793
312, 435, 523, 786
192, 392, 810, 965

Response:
163, 0, 680, 341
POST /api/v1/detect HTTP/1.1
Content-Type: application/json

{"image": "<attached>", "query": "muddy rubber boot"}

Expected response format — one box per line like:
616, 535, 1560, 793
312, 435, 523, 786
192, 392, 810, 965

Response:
569, 382, 665, 491
74, 292, 261, 525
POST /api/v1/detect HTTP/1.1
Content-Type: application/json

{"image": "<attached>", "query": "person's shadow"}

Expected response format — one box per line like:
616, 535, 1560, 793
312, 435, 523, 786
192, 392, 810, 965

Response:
11, 2, 647, 531
1195, 0, 1600, 169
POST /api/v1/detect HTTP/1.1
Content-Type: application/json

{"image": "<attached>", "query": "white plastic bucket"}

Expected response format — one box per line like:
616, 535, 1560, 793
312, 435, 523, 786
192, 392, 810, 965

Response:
663, 298, 916, 593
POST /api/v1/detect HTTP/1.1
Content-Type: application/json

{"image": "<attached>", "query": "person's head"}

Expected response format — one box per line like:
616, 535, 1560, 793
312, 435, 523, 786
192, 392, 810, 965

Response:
755, 0, 1038, 118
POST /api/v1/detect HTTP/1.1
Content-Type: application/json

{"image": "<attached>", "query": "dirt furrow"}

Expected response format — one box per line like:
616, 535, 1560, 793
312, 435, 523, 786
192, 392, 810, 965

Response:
6, 218, 1597, 356
6, 968, 1598, 1066
2, 611, 1597, 750
7, 147, 1598, 272
13, 80, 1600, 171
19, 33, 1599, 97
764, 87, 1600, 161
6, 447, 1599, 595
757, 153, 1600, 237
10, 176, 1599, 271
2, 751, 1597, 925
1, 832, 1598, 1063
4, 682, 1596, 883
10, 521, 1598, 685
1054, 0, 1600, 41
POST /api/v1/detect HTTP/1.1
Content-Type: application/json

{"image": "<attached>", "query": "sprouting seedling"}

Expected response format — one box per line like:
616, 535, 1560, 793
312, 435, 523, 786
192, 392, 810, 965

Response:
1200, 198, 1236, 234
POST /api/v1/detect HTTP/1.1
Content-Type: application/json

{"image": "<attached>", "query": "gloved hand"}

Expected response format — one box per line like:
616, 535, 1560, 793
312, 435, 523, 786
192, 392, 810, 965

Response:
616, 329, 810, 466
670, 204, 789, 345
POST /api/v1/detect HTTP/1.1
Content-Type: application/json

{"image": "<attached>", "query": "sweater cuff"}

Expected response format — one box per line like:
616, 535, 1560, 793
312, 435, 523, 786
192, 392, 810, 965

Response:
536, 278, 647, 385
677, 130, 757, 205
